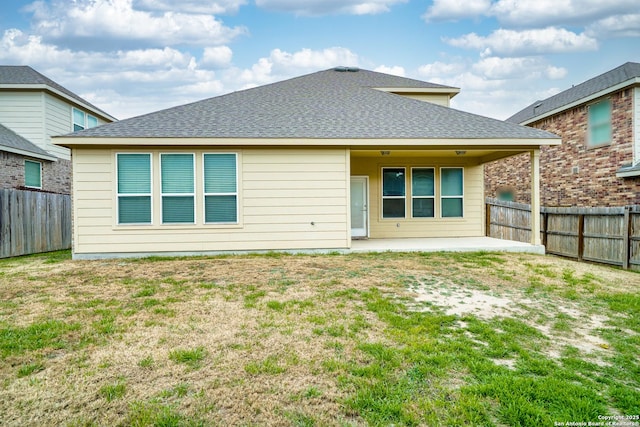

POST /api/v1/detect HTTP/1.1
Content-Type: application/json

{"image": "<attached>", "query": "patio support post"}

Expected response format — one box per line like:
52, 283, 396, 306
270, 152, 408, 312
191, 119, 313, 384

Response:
530, 149, 542, 246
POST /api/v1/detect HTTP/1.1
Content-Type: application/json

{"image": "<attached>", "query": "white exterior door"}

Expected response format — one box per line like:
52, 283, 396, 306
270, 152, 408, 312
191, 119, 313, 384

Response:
350, 176, 368, 238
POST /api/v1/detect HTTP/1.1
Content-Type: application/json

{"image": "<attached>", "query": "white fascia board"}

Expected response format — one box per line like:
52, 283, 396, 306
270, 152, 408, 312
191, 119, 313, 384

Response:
53, 136, 561, 148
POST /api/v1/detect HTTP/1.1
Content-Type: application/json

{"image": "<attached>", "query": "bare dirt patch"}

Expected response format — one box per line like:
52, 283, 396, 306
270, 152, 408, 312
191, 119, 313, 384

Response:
405, 270, 615, 363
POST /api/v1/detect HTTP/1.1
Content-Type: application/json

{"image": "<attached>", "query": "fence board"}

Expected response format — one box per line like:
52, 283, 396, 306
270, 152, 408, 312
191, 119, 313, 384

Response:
0, 189, 71, 258
631, 210, 640, 269
545, 214, 579, 258
486, 198, 640, 270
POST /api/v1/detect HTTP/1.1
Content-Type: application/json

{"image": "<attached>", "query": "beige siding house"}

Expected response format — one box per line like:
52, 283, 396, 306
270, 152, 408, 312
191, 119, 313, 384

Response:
56, 67, 559, 259
0, 66, 116, 193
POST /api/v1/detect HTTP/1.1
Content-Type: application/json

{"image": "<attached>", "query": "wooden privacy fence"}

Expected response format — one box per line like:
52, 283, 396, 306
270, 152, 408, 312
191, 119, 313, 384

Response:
486, 197, 640, 270
0, 189, 71, 258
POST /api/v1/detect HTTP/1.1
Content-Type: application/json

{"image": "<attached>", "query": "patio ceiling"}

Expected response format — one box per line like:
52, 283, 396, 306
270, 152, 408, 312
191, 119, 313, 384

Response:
350, 148, 530, 163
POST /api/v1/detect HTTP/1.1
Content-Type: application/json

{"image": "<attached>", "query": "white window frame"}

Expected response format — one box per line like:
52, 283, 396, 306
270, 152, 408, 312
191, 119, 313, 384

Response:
160, 153, 196, 225
381, 167, 406, 219
203, 153, 239, 224
411, 167, 435, 219
116, 153, 153, 225
440, 167, 464, 218
24, 159, 43, 189
72, 107, 98, 131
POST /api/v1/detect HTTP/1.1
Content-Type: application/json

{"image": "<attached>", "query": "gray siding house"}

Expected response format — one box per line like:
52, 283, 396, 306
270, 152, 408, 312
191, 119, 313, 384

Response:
0, 66, 116, 194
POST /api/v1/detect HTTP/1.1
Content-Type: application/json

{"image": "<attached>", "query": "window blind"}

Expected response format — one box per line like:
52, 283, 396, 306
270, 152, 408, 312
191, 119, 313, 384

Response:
24, 160, 42, 188
117, 154, 151, 224
204, 154, 238, 223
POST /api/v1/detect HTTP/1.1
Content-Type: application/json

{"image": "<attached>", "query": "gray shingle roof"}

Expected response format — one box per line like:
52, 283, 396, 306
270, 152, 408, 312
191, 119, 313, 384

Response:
65, 68, 557, 140
0, 123, 55, 160
508, 62, 640, 124
0, 65, 115, 120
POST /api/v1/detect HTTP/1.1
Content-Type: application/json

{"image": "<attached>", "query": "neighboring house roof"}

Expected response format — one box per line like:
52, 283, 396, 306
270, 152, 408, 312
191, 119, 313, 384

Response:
0, 65, 117, 121
0, 123, 57, 161
508, 62, 640, 125
62, 67, 557, 141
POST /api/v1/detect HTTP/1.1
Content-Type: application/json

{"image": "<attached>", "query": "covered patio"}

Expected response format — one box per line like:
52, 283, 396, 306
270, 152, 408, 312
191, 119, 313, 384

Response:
350, 237, 545, 255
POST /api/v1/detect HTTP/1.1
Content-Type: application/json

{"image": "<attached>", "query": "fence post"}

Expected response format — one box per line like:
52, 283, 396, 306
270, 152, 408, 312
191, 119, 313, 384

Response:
486, 203, 491, 237
541, 209, 548, 248
622, 206, 631, 270
577, 214, 584, 261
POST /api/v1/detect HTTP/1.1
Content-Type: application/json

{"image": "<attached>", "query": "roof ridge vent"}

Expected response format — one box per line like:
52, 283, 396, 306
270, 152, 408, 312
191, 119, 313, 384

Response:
334, 66, 360, 72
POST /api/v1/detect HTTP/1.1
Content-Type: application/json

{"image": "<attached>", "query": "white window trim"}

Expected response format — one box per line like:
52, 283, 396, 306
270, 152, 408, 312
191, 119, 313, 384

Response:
203, 152, 239, 225
116, 153, 153, 225
381, 167, 406, 219
72, 107, 99, 131
160, 153, 196, 225
440, 167, 464, 218
410, 167, 435, 219
24, 159, 43, 189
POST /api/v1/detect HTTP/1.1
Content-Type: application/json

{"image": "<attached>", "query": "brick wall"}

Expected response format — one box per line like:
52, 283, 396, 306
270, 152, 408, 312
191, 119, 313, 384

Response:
485, 88, 640, 207
1, 151, 71, 194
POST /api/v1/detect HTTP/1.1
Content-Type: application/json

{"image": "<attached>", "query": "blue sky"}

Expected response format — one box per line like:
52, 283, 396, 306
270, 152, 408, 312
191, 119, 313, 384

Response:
1, 0, 638, 120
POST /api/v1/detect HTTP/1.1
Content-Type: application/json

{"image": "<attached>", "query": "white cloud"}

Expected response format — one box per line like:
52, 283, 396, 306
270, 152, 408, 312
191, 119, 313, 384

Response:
374, 65, 405, 76
586, 14, 640, 38
117, 47, 195, 68
545, 66, 567, 80
0, 29, 228, 119
417, 61, 466, 80
254, 0, 407, 16
445, 27, 598, 56
270, 47, 359, 70
1, 29, 197, 74
490, 0, 640, 28
235, 57, 273, 87
1, 29, 77, 65
415, 58, 569, 119
232, 46, 360, 88
423, 0, 491, 22
201, 46, 233, 68
26, 0, 246, 48
472, 57, 567, 80
133, 0, 247, 14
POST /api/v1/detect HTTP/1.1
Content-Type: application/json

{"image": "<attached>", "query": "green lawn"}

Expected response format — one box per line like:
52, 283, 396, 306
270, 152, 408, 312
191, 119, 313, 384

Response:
0, 250, 638, 426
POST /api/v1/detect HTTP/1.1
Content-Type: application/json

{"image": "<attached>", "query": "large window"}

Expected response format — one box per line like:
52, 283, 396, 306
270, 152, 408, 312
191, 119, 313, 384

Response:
204, 153, 238, 223
588, 100, 611, 146
382, 168, 405, 218
24, 160, 42, 189
411, 168, 434, 218
161, 153, 195, 224
441, 167, 463, 218
73, 108, 99, 131
117, 154, 152, 224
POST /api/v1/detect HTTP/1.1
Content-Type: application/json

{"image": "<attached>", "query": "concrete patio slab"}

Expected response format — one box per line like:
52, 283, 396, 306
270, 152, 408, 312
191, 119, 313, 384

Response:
350, 237, 545, 255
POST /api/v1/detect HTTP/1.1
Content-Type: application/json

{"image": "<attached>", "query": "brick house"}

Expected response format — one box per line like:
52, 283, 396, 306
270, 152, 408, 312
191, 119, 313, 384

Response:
0, 66, 116, 194
485, 62, 640, 207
